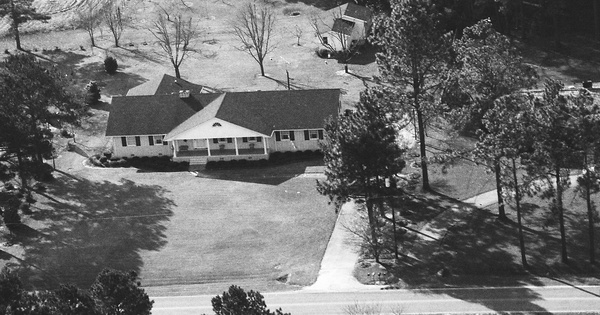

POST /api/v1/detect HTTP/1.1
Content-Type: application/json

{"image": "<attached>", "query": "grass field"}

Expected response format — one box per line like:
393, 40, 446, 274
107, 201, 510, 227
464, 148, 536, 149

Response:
2, 159, 336, 294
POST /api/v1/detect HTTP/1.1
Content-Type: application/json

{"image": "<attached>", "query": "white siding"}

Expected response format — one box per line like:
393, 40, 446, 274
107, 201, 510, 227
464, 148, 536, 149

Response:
112, 136, 172, 158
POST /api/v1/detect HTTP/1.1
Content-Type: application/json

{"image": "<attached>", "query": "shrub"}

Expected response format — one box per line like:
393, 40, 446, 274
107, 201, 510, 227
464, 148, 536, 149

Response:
103, 151, 112, 159
32, 163, 54, 182
212, 285, 290, 315
104, 56, 118, 74
3, 203, 21, 228
91, 269, 153, 315
60, 128, 74, 138
84, 81, 101, 105
89, 155, 105, 167
19, 203, 31, 215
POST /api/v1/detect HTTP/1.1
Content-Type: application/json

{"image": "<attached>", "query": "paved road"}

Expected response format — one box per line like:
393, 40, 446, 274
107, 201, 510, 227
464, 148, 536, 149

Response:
151, 285, 600, 314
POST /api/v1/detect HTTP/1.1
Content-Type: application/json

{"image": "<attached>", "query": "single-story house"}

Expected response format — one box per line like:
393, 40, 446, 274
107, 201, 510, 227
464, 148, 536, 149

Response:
315, 2, 372, 52
105, 77, 341, 165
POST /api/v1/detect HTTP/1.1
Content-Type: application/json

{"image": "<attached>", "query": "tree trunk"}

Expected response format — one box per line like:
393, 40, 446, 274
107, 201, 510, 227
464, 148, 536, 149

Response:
495, 157, 507, 220
555, 165, 568, 264
416, 109, 429, 191
586, 179, 596, 264
259, 60, 265, 76
366, 196, 379, 263
16, 150, 27, 190
513, 158, 528, 269
10, 0, 22, 50
89, 29, 96, 47
174, 65, 181, 79
594, 0, 600, 41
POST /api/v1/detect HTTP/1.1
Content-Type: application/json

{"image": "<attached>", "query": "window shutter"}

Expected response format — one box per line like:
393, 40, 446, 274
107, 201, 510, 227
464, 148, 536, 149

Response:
257, 137, 262, 142
275, 131, 281, 141
148, 136, 154, 146
135, 136, 141, 146
318, 130, 324, 140
213, 138, 218, 144
289, 131, 295, 141
121, 137, 127, 147
227, 138, 233, 143
242, 137, 248, 143
304, 130, 310, 141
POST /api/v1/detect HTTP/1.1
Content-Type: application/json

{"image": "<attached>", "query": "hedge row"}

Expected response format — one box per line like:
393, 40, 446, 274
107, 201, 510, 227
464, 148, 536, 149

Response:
89, 155, 189, 172
205, 150, 323, 170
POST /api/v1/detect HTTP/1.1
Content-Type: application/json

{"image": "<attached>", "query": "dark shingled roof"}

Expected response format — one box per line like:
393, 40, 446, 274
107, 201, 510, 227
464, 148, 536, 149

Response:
105, 93, 221, 136
107, 89, 341, 137
342, 2, 371, 22
332, 18, 355, 36
126, 74, 204, 96
216, 89, 341, 135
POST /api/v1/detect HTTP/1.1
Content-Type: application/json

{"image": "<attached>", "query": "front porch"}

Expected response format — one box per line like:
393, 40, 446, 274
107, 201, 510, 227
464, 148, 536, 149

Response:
171, 137, 270, 164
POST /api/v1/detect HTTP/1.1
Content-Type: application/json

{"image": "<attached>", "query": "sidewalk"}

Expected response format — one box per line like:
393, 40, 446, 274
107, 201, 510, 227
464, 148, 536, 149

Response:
304, 200, 384, 292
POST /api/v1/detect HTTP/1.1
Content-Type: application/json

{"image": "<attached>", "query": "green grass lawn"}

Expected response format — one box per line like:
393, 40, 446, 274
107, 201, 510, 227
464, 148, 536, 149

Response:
3, 162, 336, 294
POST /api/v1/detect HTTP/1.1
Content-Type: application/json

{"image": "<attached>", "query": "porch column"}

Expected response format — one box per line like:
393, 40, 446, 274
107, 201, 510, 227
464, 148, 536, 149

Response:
234, 137, 239, 155
206, 138, 211, 156
173, 141, 177, 158
263, 137, 268, 155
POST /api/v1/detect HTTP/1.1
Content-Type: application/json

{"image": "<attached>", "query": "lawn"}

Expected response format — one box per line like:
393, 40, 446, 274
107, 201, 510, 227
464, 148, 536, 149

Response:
1, 161, 336, 294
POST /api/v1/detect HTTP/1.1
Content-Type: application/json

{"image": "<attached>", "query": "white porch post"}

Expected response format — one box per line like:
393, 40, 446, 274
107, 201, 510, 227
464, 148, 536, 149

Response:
206, 138, 211, 156
173, 140, 177, 158
234, 137, 239, 155
263, 137, 268, 155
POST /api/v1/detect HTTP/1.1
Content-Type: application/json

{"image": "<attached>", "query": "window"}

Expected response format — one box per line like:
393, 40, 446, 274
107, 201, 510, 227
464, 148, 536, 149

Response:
149, 135, 164, 146
275, 131, 294, 142
122, 136, 140, 147
193, 139, 206, 148
127, 136, 136, 146
212, 122, 222, 127
309, 130, 319, 140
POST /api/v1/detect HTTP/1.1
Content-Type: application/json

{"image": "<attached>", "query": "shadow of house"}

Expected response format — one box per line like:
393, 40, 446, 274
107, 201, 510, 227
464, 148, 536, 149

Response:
345, 43, 377, 66
14, 174, 175, 290
196, 158, 324, 186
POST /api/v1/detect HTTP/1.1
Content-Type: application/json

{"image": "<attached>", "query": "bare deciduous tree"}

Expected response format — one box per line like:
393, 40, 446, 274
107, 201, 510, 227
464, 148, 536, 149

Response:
75, 0, 106, 47
103, 0, 125, 47
149, 11, 198, 79
232, 1, 276, 76
293, 24, 303, 46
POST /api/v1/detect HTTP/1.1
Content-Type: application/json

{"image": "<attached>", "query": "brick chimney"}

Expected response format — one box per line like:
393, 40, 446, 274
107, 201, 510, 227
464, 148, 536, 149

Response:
179, 90, 190, 98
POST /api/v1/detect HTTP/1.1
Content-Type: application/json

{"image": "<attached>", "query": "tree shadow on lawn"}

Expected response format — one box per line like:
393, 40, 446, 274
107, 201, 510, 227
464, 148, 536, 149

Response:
29, 49, 146, 97
389, 195, 562, 313
378, 185, 600, 312
196, 158, 324, 185
11, 174, 175, 290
